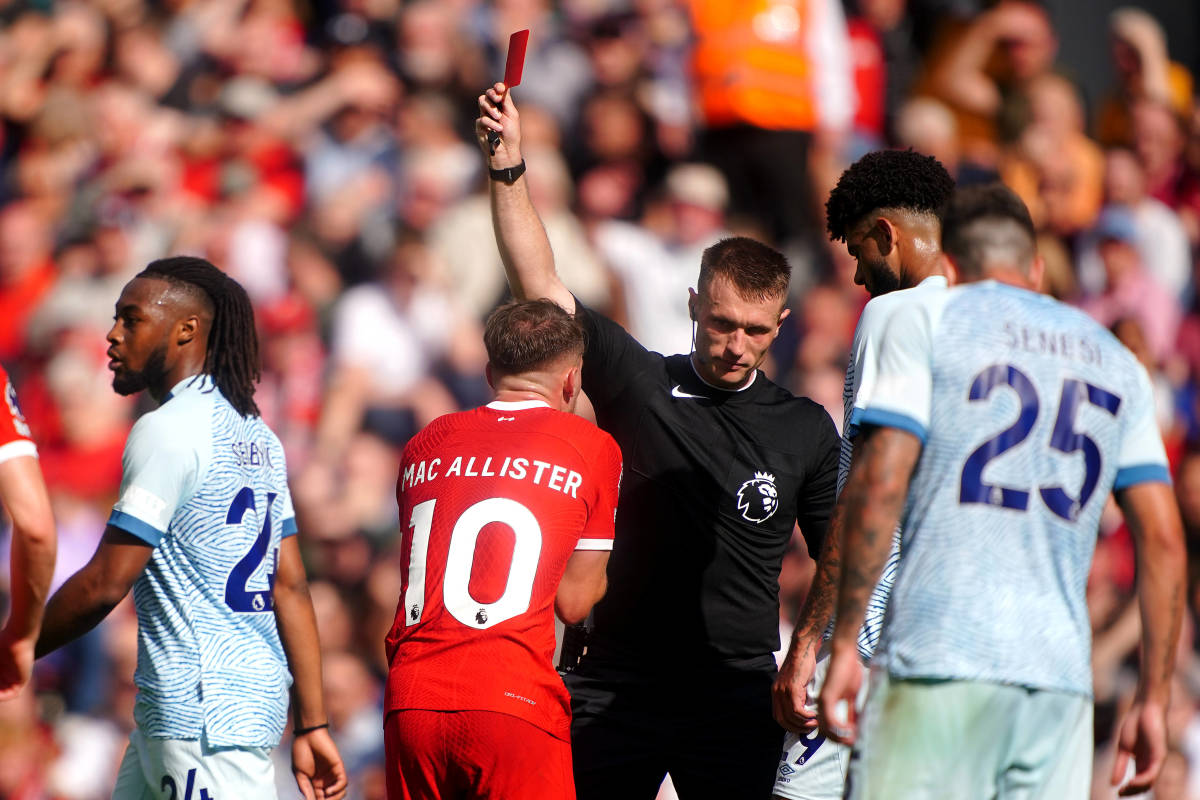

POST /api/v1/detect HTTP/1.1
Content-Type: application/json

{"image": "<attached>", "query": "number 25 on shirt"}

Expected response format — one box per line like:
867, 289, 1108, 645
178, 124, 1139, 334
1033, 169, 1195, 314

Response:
959, 364, 1120, 522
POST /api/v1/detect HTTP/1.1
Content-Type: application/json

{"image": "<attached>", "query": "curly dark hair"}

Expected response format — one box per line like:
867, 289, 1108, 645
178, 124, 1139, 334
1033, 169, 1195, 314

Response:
825, 150, 955, 242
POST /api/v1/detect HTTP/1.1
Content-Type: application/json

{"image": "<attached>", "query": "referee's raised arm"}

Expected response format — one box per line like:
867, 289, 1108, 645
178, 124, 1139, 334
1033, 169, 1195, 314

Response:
475, 82, 575, 314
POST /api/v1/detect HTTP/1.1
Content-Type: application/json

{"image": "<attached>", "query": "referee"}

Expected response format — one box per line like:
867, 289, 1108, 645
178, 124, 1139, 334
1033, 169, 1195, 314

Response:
477, 84, 839, 799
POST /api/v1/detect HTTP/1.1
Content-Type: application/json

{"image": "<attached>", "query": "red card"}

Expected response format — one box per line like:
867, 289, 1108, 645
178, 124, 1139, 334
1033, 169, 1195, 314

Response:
503, 29, 530, 89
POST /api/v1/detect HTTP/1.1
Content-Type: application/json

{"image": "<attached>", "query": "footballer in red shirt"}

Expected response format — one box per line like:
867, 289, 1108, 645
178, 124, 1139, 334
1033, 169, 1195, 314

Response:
384, 300, 622, 800
0, 366, 55, 699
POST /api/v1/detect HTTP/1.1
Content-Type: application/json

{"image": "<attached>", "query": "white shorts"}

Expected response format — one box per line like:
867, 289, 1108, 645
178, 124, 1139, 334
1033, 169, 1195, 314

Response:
113, 727, 277, 800
774, 650, 870, 800
847, 671, 1092, 800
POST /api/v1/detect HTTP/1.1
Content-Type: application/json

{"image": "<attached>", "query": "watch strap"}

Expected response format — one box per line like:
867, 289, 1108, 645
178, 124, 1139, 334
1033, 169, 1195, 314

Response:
489, 160, 527, 184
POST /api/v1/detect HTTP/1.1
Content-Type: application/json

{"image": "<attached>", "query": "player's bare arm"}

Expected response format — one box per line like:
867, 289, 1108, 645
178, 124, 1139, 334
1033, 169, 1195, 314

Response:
556, 549, 610, 625
36, 527, 152, 658
773, 499, 846, 733
819, 426, 920, 744
1109, 481, 1186, 796
274, 535, 348, 800
475, 83, 574, 313
0, 454, 55, 698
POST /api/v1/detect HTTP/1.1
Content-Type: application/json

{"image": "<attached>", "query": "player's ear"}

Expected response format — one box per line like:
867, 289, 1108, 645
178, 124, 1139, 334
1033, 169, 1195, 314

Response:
688, 288, 698, 322
176, 315, 200, 346
1028, 254, 1046, 294
873, 217, 897, 257
564, 363, 582, 403
484, 363, 496, 391
939, 252, 959, 286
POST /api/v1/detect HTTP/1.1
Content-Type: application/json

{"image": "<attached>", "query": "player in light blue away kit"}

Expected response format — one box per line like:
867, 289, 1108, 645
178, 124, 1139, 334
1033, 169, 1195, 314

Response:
820, 185, 1186, 799
36, 257, 347, 800
773, 150, 955, 800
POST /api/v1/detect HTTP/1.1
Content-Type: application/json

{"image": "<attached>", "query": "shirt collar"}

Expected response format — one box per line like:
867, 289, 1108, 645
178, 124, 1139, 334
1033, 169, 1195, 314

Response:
688, 356, 757, 392
164, 374, 215, 402
486, 399, 552, 411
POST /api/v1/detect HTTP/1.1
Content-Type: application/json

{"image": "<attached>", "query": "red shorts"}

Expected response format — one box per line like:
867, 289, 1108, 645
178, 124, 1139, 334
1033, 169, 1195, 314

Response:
384, 709, 575, 800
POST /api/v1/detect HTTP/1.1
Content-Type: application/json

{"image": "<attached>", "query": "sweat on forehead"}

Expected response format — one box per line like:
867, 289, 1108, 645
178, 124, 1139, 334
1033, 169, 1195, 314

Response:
122, 275, 214, 318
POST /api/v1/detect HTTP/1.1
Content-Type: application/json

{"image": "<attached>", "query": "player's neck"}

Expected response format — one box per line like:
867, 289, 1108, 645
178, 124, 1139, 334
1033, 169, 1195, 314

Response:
493, 388, 552, 402
980, 270, 1035, 291
150, 356, 209, 405
904, 256, 948, 288
492, 379, 565, 411
688, 353, 756, 391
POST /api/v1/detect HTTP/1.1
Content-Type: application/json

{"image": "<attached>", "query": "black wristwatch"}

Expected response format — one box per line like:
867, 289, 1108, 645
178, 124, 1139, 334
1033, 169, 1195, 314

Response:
488, 160, 526, 184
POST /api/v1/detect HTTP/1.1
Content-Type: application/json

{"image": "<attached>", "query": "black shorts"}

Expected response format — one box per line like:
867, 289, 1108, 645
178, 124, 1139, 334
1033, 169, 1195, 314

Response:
565, 654, 783, 800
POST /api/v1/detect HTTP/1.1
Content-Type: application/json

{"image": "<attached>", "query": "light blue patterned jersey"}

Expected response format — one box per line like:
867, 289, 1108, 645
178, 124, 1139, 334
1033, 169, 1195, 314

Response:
858, 282, 1169, 696
109, 375, 298, 747
833, 276, 948, 662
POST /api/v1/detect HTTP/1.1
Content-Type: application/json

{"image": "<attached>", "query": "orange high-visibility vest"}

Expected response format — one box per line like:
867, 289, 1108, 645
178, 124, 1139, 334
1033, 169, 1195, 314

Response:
688, 0, 818, 131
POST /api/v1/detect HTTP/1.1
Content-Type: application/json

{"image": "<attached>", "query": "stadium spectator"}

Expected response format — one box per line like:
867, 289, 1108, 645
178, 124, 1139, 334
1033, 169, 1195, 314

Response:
1132, 98, 1200, 246
592, 162, 731, 356
687, 0, 853, 252
1097, 6, 1194, 148
31, 335, 130, 500
571, 88, 663, 222
1004, 73, 1105, 238
312, 233, 476, 463
1177, 449, 1200, 583
255, 292, 326, 468
1076, 149, 1192, 305
1079, 206, 1182, 366
0, 688, 56, 797
0, 202, 58, 362
1112, 316, 1181, 439
852, 0, 921, 146
924, 0, 1058, 166
895, 98, 960, 175
429, 143, 610, 322
323, 650, 385, 792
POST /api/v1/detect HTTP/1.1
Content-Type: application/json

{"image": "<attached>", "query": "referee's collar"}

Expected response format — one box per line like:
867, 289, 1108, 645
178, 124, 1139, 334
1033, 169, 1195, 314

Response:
688, 355, 757, 393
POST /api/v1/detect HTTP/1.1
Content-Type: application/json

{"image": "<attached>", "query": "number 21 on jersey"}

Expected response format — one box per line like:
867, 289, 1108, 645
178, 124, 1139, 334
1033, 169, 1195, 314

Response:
404, 498, 543, 630
224, 487, 278, 613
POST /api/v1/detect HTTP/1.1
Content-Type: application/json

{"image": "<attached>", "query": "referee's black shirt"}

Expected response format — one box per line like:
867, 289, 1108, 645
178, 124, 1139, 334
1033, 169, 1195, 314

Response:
575, 301, 840, 664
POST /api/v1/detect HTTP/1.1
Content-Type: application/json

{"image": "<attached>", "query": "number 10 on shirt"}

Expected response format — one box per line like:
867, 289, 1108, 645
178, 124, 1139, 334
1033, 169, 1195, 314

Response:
405, 497, 543, 630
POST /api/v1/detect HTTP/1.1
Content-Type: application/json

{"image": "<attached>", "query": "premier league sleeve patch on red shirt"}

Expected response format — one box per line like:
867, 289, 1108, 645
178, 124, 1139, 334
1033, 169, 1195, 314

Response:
3, 377, 32, 440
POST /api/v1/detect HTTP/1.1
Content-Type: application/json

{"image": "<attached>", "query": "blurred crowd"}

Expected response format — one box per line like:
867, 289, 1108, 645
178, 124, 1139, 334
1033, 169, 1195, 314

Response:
0, 0, 1198, 797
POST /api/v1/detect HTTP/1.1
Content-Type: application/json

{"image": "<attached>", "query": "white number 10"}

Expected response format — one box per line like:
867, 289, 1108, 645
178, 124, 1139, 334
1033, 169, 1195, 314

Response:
404, 497, 543, 630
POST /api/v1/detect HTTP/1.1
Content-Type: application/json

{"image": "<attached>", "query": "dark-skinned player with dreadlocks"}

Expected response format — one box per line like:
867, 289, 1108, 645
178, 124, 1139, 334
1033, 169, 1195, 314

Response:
36, 257, 348, 800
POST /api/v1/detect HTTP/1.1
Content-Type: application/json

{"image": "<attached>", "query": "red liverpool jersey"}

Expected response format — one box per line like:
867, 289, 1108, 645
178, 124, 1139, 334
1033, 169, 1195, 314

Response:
385, 400, 622, 740
0, 367, 36, 464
